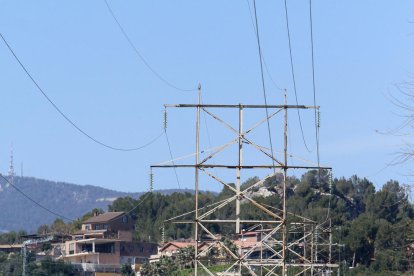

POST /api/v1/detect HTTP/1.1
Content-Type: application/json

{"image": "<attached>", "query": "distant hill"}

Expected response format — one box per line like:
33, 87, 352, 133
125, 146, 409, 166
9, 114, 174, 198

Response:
0, 176, 191, 232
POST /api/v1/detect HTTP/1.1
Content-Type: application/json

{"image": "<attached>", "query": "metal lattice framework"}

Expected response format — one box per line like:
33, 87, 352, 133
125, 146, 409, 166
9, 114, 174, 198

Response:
151, 88, 339, 275
22, 235, 54, 276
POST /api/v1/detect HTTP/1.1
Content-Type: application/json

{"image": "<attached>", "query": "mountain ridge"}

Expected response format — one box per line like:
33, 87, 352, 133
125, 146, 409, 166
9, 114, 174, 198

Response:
0, 175, 190, 232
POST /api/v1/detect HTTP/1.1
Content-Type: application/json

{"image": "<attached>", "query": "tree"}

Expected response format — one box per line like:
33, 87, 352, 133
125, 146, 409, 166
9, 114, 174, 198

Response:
27, 257, 74, 276
121, 263, 134, 276
0, 231, 26, 244
345, 214, 377, 266
50, 219, 70, 235
175, 246, 194, 269
37, 224, 50, 235
109, 197, 139, 219
104, 173, 414, 273
387, 81, 414, 164
366, 180, 413, 223
0, 252, 23, 276
140, 256, 178, 276
139, 262, 152, 276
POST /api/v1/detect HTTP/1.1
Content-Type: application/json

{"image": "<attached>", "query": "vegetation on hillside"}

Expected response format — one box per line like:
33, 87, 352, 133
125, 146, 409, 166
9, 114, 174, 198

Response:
0, 251, 74, 276
0, 171, 413, 274
108, 171, 414, 274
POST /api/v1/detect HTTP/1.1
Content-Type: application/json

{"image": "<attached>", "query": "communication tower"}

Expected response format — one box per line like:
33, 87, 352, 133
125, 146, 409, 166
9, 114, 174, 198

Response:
7, 143, 15, 187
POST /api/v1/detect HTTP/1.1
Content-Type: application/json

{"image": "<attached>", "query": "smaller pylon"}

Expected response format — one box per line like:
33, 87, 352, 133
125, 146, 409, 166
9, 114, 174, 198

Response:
161, 224, 165, 245
149, 169, 154, 192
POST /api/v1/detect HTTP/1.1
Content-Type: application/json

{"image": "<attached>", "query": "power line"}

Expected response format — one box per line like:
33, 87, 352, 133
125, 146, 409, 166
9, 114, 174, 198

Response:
163, 108, 181, 189
309, 0, 320, 166
245, 0, 284, 92
102, 0, 197, 92
200, 94, 220, 178
107, 191, 153, 222
164, 130, 182, 190
283, 0, 312, 153
201, 97, 214, 155
0, 174, 74, 222
252, 0, 276, 171
0, 33, 163, 152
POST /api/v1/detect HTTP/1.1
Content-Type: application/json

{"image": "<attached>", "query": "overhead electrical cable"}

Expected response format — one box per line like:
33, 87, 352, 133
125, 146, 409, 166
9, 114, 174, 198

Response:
201, 94, 220, 177
245, 0, 284, 92
252, 0, 276, 171
283, 0, 312, 152
0, 33, 163, 152
103, 0, 197, 92
309, 0, 320, 166
107, 191, 153, 222
364, 163, 392, 178
0, 174, 74, 222
163, 108, 181, 190
308, 0, 329, 219
164, 130, 182, 190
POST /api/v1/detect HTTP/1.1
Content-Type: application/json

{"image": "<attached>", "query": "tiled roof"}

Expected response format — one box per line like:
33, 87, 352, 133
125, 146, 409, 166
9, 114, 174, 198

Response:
162, 242, 193, 250
83, 212, 125, 224
160, 241, 209, 252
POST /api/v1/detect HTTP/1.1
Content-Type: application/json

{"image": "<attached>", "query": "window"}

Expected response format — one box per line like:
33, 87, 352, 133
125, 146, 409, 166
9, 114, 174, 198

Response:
95, 243, 115, 253
104, 224, 109, 229
69, 243, 74, 255
81, 244, 92, 252
122, 216, 128, 223
95, 224, 101, 230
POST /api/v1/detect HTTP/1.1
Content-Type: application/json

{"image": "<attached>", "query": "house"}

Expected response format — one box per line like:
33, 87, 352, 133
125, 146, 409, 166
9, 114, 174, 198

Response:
63, 212, 157, 274
234, 231, 273, 259
0, 234, 73, 269
120, 241, 158, 272
159, 241, 193, 257
149, 241, 209, 263
74, 211, 135, 241
149, 230, 271, 267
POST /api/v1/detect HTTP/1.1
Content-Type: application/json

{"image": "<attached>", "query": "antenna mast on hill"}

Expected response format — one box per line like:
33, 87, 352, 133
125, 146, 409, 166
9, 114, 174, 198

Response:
151, 86, 339, 275
8, 143, 15, 187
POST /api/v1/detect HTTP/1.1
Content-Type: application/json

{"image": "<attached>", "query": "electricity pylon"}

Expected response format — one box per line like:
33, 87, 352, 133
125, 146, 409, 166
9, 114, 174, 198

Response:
151, 87, 338, 275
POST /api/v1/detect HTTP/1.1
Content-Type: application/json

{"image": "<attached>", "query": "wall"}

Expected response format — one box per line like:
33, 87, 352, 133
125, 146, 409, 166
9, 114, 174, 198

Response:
63, 253, 99, 264
98, 253, 120, 265
90, 215, 135, 232
117, 230, 132, 242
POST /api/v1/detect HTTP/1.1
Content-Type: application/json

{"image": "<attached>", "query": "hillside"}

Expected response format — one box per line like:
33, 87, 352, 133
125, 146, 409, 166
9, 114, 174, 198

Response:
107, 173, 414, 274
0, 176, 186, 232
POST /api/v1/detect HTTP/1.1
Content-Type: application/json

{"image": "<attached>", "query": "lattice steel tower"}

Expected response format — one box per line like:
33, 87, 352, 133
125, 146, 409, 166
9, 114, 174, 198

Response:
152, 87, 338, 275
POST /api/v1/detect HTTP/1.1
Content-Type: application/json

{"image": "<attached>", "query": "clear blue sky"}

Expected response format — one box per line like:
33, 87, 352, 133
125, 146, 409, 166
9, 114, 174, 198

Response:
0, 1, 413, 193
